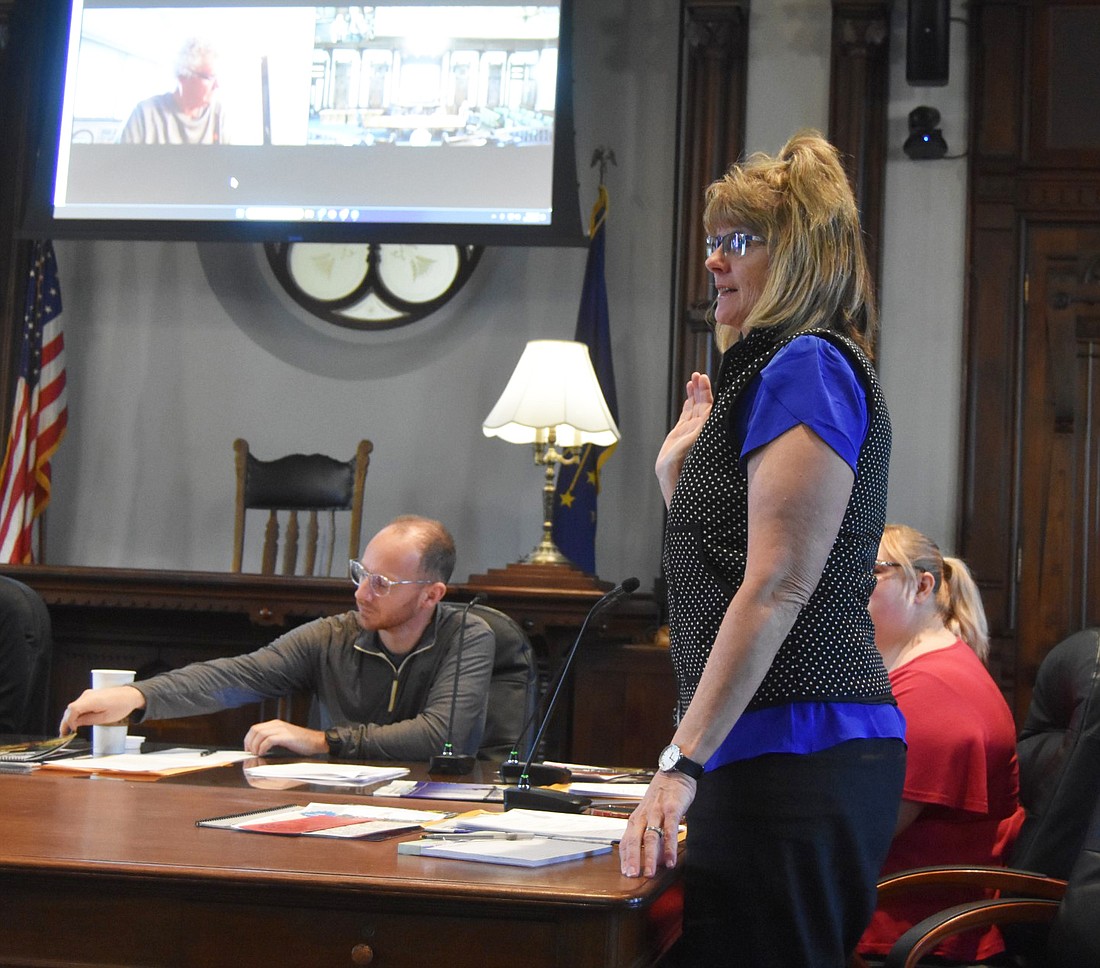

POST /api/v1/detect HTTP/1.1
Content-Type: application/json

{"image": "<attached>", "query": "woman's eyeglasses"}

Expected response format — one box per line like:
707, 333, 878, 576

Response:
348, 559, 433, 596
705, 232, 767, 258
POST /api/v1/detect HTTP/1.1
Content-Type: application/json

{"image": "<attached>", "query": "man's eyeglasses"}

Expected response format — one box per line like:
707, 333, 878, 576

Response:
185, 68, 218, 84
348, 559, 433, 596
705, 232, 767, 258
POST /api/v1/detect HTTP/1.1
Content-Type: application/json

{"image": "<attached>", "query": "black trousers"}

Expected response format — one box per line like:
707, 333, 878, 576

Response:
670, 738, 906, 968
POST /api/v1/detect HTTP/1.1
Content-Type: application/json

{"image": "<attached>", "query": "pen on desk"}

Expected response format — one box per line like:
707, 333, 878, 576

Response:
200, 749, 218, 756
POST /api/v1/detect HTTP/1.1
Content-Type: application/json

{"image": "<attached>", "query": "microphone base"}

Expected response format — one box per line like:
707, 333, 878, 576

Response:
427, 753, 476, 776
498, 761, 572, 787
503, 786, 592, 814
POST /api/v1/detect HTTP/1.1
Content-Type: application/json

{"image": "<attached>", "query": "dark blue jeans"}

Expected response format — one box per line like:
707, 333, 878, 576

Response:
671, 738, 906, 968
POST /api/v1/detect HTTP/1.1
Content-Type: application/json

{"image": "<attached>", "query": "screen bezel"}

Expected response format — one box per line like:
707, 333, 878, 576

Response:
19, 0, 585, 246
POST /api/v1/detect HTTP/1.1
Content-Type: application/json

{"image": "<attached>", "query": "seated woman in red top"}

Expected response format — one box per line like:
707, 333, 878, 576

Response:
857, 523, 1026, 964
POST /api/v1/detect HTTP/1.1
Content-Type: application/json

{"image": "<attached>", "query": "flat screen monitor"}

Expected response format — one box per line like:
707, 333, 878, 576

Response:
21, 0, 584, 245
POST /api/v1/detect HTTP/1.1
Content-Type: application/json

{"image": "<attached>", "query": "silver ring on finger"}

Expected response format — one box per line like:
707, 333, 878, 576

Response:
644, 825, 664, 839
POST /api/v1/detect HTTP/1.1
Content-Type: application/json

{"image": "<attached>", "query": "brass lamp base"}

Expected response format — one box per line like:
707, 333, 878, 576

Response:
523, 535, 571, 566
523, 434, 583, 569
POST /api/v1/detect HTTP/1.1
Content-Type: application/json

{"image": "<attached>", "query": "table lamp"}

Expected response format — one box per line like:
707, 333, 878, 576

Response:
482, 339, 620, 566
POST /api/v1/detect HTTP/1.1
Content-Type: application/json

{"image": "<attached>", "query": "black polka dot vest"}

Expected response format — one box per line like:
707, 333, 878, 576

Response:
663, 325, 895, 720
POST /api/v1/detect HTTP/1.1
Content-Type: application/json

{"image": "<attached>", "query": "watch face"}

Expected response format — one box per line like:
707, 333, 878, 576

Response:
659, 744, 681, 772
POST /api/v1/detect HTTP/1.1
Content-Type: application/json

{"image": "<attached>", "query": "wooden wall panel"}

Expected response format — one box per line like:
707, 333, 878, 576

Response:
961, 0, 1100, 720
828, 0, 891, 301
668, 0, 750, 426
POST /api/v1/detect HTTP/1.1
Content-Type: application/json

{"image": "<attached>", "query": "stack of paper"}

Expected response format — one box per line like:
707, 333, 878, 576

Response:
243, 762, 410, 787
568, 781, 650, 799
412, 837, 611, 868
453, 808, 630, 843
41, 748, 252, 777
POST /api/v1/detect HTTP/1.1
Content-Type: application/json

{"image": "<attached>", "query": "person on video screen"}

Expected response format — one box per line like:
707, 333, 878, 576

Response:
117, 37, 230, 145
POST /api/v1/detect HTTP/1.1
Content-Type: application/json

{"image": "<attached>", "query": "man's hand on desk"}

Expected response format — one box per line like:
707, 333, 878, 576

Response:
243, 720, 328, 757
59, 685, 146, 735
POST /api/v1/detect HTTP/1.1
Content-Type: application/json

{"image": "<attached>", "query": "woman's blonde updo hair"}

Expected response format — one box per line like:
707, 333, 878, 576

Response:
879, 523, 990, 662
703, 130, 877, 358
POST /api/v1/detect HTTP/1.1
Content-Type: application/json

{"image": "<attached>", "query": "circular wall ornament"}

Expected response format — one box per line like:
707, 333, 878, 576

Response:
264, 241, 483, 330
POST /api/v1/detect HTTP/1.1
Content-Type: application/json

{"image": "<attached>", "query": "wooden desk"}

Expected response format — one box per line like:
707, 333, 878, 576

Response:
0, 768, 678, 968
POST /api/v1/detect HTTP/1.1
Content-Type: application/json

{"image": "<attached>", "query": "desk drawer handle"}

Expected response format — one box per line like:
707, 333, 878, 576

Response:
350, 942, 374, 965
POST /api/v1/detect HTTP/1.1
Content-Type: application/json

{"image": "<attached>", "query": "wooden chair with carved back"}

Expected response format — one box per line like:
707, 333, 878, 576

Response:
231, 438, 373, 577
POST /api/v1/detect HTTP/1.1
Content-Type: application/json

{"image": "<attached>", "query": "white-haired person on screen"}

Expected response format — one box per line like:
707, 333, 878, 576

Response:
117, 37, 230, 145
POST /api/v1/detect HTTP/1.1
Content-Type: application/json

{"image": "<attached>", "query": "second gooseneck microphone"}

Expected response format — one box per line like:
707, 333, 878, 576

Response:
502, 577, 640, 813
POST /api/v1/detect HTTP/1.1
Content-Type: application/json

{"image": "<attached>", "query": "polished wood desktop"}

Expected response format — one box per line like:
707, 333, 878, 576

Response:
0, 761, 679, 968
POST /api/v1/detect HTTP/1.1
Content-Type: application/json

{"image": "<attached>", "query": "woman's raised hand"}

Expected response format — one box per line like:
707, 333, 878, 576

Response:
655, 371, 713, 505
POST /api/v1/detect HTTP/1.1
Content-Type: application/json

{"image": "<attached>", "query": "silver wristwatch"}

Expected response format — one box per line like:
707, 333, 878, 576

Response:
658, 743, 704, 780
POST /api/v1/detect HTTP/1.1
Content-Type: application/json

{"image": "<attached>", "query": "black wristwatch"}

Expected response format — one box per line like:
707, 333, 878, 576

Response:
658, 743, 704, 780
324, 727, 343, 757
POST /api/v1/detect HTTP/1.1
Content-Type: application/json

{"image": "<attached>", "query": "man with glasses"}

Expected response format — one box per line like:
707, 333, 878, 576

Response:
59, 516, 495, 761
117, 37, 231, 145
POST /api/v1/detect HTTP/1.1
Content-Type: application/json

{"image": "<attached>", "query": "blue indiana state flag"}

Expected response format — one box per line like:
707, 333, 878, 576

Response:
551, 184, 619, 576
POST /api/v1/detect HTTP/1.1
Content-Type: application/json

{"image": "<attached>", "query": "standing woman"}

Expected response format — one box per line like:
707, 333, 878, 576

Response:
620, 131, 907, 967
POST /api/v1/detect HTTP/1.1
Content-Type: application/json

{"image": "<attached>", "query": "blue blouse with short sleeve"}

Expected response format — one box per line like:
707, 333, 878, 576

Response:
705, 335, 906, 772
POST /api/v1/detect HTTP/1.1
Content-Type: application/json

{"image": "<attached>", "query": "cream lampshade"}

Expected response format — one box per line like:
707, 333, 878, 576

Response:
483, 340, 620, 565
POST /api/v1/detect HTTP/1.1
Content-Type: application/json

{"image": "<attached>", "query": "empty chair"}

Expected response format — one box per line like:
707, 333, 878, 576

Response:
232, 438, 372, 577
0, 575, 53, 735
471, 604, 538, 760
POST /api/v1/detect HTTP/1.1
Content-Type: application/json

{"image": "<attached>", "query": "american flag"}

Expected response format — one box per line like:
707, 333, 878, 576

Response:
0, 241, 67, 563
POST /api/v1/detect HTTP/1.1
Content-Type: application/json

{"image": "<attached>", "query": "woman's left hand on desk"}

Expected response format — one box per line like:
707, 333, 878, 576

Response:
619, 772, 695, 878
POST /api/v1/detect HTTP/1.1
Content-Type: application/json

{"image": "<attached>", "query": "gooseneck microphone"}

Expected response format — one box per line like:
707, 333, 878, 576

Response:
502, 578, 640, 813
499, 640, 581, 788
427, 593, 487, 775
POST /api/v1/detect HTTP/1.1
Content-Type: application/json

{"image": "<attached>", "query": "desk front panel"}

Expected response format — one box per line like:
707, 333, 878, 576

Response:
2, 876, 655, 968
0, 772, 674, 968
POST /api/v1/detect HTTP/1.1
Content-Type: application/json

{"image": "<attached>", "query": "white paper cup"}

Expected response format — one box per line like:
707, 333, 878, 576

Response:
91, 668, 136, 690
91, 669, 136, 757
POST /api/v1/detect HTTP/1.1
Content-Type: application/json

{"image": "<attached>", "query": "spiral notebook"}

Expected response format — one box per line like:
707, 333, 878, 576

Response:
0, 734, 84, 762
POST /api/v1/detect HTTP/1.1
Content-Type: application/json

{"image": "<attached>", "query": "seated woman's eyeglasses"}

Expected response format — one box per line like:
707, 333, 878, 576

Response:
705, 231, 767, 258
348, 559, 433, 596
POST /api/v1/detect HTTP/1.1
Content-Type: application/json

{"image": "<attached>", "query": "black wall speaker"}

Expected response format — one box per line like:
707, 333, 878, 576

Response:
907, 0, 950, 86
